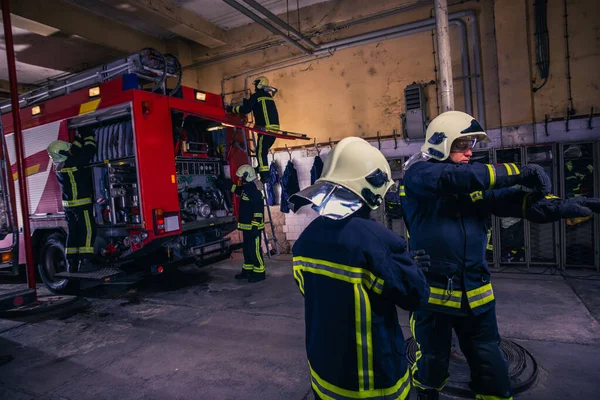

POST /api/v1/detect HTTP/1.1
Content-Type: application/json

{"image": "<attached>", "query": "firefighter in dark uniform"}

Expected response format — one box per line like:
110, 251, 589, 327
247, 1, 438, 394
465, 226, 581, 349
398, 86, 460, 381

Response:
402, 110, 600, 400
231, 164, 266, 283
227, 76, 279, 182
47, 132, 97, 273
289, 137, 431, 400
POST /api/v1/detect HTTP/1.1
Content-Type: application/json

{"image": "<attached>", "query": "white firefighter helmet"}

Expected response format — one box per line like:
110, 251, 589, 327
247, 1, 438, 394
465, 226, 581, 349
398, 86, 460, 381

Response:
47, 140, 72, 163
421, 110, 490, 161
236, 164, 257, 182
289, 137, 393, 219
253, 76, 269, 90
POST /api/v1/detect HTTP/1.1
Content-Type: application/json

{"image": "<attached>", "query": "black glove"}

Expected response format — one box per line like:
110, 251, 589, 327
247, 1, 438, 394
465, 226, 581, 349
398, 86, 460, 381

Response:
226, 105, 233, 113
525, 194, 600, 223
409, 249, 431, 273
519, 164, 552, 194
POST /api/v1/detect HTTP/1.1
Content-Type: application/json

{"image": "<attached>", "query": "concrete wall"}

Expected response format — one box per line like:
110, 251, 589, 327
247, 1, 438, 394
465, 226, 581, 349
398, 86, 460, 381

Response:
186, 0, 600, 251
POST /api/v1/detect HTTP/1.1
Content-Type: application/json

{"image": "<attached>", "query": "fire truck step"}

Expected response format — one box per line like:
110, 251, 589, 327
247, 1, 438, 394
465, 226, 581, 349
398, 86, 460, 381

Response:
55, 268, 125, 281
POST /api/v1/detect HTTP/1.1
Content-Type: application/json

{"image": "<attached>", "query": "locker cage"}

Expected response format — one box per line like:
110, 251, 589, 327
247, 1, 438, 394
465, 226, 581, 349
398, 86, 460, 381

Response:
380, 140, 599, 271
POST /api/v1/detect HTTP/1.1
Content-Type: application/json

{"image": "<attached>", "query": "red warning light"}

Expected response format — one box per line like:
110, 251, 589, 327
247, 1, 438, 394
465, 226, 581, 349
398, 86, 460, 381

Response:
157, 266, 164, 274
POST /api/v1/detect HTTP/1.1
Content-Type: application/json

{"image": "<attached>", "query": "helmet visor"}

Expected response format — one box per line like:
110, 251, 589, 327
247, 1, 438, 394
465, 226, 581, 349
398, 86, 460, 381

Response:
450, 137, 478, 153
288, 181, 363, 220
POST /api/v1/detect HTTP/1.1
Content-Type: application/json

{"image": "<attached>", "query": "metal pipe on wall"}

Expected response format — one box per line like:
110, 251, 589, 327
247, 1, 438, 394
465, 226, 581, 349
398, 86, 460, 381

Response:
434, 0, 454, 111
1, 0, 37, 296
222, 10, 485, 126
221, 0, 311, 54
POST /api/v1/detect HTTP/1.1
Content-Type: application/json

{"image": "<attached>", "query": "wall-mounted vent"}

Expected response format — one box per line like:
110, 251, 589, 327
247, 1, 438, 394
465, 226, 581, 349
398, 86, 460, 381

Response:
403, 84, 427, 139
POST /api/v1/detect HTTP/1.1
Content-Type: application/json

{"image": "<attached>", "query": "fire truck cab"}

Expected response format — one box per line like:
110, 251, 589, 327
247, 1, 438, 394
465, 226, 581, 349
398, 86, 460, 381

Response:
0, 49, 307, 294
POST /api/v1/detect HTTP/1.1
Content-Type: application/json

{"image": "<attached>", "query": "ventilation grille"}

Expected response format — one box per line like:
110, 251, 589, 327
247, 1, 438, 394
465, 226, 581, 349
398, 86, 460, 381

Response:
405, 85, 423, 110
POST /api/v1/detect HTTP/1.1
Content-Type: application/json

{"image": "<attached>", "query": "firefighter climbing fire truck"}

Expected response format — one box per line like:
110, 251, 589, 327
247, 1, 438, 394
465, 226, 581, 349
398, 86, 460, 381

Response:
0, 48, 308, 293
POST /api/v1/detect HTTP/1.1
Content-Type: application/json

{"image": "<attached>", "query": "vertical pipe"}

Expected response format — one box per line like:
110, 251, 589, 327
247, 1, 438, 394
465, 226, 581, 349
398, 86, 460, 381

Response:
434, 0, 454, 111
467, 15, 486, 128
450, 20, 472, 115
1, 0, 37, 296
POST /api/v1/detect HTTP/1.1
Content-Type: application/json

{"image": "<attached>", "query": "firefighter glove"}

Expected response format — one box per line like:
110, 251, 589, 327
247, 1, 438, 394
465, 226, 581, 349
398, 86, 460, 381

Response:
409, 249, 431, 273
525, 194, 600, 223
519, 164, 552, 194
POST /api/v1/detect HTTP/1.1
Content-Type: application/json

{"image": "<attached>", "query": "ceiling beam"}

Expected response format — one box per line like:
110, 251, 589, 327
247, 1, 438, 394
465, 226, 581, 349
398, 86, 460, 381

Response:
102, 0, 227, 48
9, 0, 166, 54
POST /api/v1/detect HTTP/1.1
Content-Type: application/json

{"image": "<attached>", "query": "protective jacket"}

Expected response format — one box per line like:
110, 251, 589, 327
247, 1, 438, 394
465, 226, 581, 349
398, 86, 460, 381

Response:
403, 160, 529, 316
56, 132, 97, 208
310, 155, 324, 185
293, 211, 429, 400
280, 160, 300, 213
232, 181, 264, 231
232, 88, 280, 130
266, 162, 280, 206
385, 182, 405, 219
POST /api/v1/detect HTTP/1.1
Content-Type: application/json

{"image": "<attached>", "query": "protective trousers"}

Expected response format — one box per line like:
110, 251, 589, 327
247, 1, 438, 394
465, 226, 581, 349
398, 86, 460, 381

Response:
410, 307, 512, 400
65, 204, 96, 270
242, 229, 265, 274
257, 134, 276, 176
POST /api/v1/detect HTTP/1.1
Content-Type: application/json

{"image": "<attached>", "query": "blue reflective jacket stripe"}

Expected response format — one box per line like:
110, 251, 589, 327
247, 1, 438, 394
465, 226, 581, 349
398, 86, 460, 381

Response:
293, 214, 429, 397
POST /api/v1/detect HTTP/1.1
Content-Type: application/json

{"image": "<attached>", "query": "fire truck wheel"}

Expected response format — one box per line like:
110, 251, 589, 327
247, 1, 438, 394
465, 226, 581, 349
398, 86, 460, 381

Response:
37, 233, 79, 295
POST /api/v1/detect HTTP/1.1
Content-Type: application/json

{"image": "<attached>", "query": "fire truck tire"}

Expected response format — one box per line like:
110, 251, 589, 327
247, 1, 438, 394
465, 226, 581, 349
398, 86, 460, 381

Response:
37, 233, 79, 295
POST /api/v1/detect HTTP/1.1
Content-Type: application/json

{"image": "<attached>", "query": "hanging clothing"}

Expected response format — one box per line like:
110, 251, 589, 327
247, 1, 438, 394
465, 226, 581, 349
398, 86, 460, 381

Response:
310, 155, 324, 185
280, 160, 300, 213
266, 161, 280, 206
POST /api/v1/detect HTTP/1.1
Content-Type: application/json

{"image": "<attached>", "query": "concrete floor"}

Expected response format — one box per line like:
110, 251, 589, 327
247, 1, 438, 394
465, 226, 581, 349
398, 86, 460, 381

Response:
1, 255, 599, 400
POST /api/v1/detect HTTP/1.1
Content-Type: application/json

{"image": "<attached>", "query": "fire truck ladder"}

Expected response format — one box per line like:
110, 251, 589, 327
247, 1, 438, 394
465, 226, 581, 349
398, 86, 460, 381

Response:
0, 48, 182, 114
243, 130, 279, 258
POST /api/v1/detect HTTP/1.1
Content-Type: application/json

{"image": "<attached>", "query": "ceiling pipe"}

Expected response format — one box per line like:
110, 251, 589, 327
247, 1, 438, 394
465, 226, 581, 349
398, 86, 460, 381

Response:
239, 0, 317, 49
221, 0, 311, 54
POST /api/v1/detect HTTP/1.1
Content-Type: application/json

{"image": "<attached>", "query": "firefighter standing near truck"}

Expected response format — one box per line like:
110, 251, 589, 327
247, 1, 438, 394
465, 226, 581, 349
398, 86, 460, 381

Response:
227, 76, 279, 182
231, 164, 266, 283
47, 131, 98, 273
288, 137, 431, 400
402, 110, 600, 400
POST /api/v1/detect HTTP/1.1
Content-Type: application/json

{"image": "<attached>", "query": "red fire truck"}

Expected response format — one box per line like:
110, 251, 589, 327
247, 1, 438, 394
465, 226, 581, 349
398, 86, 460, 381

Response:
0, 49, 307, 294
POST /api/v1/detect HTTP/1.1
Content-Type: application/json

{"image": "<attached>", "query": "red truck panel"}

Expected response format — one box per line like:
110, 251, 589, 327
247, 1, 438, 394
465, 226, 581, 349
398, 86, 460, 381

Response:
132, 91, 181, 238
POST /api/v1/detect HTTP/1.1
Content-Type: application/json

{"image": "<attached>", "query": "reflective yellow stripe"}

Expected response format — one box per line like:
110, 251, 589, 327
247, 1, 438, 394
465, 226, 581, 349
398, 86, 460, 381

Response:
354, 284, 373, 391
233, 106, 240, 113
545, 194, 560, 199
83, 210, 92, 248
265, 124, 280, 131
427, 286, 463, 308
62, 198, 92, 207
510, 163, 520, 174
587, 164, 594, 173
257, 97, 274, 102
237, 223, 253, 230
466, 283, 495, 308
254, 236, 265, 273
294, 269, 305, 294
253, 213, 264, 218
470, 191, 483, 202
475, 395, 514, 400
261, 99, 270, 128
504, 163, 514, 176
258, 165, 270, 172
66, 170, 78, 200
242, 263, 254, 271
73, 141, 83, 148
242, 196, 249, 201
66, 247, 78, 254
78, 247, 94, 254
310, 361, 410, 399
486, 164, 496, 189
257, 134, 265, 168
231, 184, 237, 193
293, 257, 384, 295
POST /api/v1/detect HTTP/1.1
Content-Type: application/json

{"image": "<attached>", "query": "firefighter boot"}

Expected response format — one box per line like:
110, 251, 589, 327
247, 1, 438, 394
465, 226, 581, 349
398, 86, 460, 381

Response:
66, 256, 79, 273
416, 389, 440, 400
235, 269, 252, 280
248, 271, 266, 283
